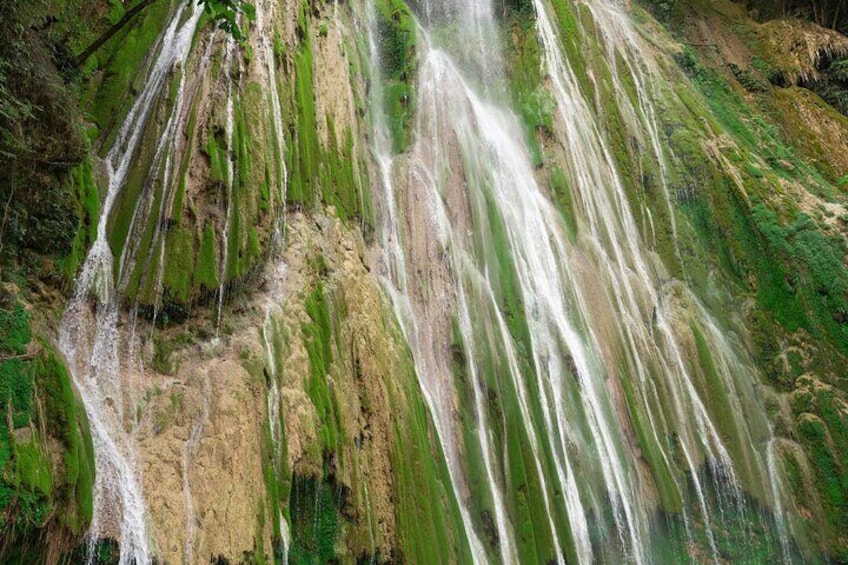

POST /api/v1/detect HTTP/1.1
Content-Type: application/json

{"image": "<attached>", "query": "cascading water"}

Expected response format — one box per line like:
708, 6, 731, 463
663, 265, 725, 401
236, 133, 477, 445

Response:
57, 0, 297, 558
58, 3, 203, 563
260, 258, 291, 565
255, 0, 289, 225
532, 1, 796, 559
48, 0, 816, 560
366, 4, 489, 562
254, 0, 293, 558
578, 0, 682, 259
216, 38, 239, 337
370, 0, 799, 562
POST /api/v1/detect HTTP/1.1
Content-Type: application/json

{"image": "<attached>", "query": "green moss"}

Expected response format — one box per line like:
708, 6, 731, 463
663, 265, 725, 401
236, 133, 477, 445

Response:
789, 380, 848, 559
448, 325, 498, 561
302, 284, 343, 453
549, 166, 578, 240
13, 443, 52, 498
749, 204, 848, 353
288, 4, 320, 208
151, 336, 176, 375
195, 225, 220, 293
319, 119, 371, 224
502, 12, 553, 168
0, 303, 31, 356
373, 0, 416, 153
685, 472, 791, 563
649, 33, 848, 558
205, 133, 228, 185
798, 416, 845, 524
161, 225, 196, 305
658, 47, 848, 397
85, 0, 174, 142
288, 474, 341, 564
549, 0, 592, 97
618, 358, 684, 515
34, 350, 95, 533
59, 159, 101, 279
170, 99, 200, 226
501, 379, 558, 563
258, 333, 291, 561
0, 294, 93, 557
285, 4, 374, 228
390, 352, 475, 563
689, 322, 759, 495
105, 90, 166, 270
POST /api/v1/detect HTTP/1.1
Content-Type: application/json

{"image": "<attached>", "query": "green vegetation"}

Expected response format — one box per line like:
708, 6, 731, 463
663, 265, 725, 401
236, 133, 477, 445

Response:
320, 119, 370, 223
77, 0, 257, 69
0, 3, 86, 282
810, 56, 848, 115
0, 4, 101, 554
649, 9, 848, 560
65, 538, 121, 565
549, 166, 578, 240
302, 283, 344, 453
373, 0, 416, 153
752, 206, 848, 343
2, 0, 848, 561
60, 159, 101, 279
496, 1, 848, 560
667, 50, 848, 367
502, 1, 554, 168
286, 0, 372, 225
82, 0, 174, 140
288, 1, 321, 209
258, 324, 291, 565
0, 0, 88, 268
255, 236, 475, 563
0, 293, 94, 561
196, 225, 220, 293
288, 474, 341, 565
303, 282, 344, 452
198, 0, 256, 41
790, 378, 848, 560
389, 353, 474, 564
672, 474, 793, 563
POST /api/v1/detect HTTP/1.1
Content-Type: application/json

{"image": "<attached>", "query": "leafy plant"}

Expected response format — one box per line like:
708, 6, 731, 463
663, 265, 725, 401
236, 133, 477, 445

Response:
201, 0, 256, 42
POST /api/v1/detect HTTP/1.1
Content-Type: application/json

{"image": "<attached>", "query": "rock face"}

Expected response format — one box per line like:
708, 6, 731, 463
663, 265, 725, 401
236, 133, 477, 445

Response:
137, 356, 269, 563
1, 0, 848, 563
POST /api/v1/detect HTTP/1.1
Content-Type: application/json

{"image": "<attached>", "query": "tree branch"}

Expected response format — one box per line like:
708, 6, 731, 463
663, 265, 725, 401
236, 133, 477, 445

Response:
76, 0, 158, 68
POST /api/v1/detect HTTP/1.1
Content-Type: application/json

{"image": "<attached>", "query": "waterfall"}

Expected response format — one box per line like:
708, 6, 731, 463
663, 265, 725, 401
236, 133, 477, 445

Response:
261, 258, 290, 565
50, 0, 808, 560
280, 515, 291, 565
371, 0, 797, 562
59, 6, 202, 565
366, 2, 492, 561
256, 0, 289, 228
767, 436, 794, 565
56, 0, 295, 558
216, 38, 239, 337
58, 3, 203, 563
